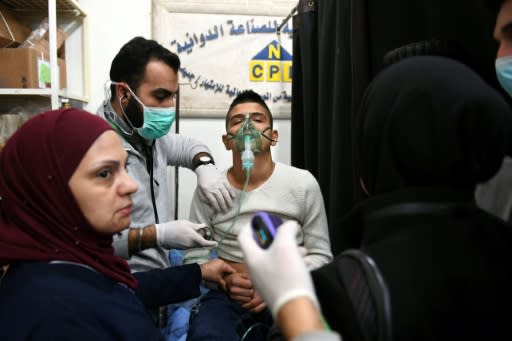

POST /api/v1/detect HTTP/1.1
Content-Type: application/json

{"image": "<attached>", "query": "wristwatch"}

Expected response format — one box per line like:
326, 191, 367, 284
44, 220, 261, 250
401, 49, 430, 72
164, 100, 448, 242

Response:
193, 154, 215, 170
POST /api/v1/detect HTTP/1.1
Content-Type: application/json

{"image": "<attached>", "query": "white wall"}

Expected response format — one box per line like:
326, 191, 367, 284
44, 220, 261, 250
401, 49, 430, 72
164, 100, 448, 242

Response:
157, 0, 297, 16
78, 0, 293, 219
78, 0, 152, 113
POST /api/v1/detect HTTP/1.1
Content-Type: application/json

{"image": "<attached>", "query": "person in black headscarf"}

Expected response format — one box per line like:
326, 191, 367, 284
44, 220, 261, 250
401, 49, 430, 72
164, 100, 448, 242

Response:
313, 56, 512, 340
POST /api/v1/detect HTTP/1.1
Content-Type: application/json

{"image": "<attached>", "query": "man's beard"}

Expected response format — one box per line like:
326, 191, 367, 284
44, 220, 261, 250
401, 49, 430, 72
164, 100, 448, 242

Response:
123, 97, 143, 128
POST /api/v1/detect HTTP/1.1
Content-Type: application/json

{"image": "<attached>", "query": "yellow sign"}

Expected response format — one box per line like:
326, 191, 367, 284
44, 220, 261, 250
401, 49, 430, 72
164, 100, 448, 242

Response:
249, 40, 292, 83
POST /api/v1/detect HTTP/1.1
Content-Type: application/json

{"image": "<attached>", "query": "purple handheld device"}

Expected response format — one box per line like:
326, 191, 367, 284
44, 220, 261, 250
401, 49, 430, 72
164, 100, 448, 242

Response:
251, 211, 282, 249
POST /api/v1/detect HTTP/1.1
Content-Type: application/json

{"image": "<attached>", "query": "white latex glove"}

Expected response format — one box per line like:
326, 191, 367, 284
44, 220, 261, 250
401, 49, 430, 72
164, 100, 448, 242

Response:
237, 220, 319, 318
195, 164, 236, 214
298, 246, 315, 270
155, 220, 218, 249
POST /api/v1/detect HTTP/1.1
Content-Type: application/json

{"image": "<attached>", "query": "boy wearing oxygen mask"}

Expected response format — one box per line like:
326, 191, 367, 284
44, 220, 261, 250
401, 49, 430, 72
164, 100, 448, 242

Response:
183, 90, 333, 341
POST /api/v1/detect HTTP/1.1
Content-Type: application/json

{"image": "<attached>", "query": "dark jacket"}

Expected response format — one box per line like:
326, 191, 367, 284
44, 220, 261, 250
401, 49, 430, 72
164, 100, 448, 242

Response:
0, 261, 202, 341
315, 187, 512, 340
314, 57, 512, 341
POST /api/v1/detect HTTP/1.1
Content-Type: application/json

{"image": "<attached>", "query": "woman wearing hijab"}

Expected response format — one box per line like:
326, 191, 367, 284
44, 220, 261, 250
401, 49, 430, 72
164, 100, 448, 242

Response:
0, 108, 234, 340
313, 56, 512, 340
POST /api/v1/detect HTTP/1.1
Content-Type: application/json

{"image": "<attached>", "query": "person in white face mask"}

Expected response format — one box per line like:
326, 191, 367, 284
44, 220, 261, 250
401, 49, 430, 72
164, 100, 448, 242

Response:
475, 0, 512, 222
493, 0, 512, 96
96, 36, 236, 327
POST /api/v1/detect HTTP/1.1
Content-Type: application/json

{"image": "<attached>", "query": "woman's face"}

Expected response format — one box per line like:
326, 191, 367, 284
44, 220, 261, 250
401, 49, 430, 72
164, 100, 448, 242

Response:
68, 130, 138, 234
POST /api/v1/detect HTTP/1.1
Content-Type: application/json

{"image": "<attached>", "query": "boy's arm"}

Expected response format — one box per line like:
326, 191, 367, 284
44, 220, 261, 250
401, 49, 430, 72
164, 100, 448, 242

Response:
301, 172, 334, 270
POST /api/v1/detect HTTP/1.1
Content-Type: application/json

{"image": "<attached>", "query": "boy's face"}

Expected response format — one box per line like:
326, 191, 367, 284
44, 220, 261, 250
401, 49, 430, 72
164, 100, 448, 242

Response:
223, 102, 278, 152
226, 103, 270, 132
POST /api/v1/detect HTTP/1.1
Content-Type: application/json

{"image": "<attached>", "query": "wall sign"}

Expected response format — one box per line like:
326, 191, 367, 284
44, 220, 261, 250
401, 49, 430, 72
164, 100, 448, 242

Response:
153, 12, 293, 118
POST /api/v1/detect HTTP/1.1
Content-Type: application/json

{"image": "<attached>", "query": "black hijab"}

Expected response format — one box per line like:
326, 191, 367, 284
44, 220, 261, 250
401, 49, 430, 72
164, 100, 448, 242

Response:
357, 56, 512, 196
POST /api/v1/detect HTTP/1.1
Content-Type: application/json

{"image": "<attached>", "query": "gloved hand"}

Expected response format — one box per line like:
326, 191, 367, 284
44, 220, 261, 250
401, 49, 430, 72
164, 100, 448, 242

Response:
195, 163, 236, 214
155, 220, 218, 249
237, 220, 319, 318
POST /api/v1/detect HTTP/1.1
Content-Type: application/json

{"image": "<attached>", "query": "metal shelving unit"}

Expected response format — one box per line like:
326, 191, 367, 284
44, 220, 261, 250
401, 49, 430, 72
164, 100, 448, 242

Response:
0, 0, 88, 109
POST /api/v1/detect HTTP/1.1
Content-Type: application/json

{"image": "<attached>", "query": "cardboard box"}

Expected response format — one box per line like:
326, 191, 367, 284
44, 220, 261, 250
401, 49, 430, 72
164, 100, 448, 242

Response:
0, 3, 31, 48
21, 26, 67, 60
0, 48, 66, 89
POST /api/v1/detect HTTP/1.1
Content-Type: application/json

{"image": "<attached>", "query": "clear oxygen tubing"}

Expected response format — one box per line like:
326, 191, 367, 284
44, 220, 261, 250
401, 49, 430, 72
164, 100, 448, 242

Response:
208, 165, 251, 259
240, 322, 269, 341
183, 116, 256, 262
210, 127, 255, 258
182, 164, 252, 263
241, 134, 255, 171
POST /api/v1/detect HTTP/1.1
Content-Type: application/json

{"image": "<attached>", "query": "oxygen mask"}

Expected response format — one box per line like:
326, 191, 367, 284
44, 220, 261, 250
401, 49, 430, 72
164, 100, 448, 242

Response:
228, 113, 264, 170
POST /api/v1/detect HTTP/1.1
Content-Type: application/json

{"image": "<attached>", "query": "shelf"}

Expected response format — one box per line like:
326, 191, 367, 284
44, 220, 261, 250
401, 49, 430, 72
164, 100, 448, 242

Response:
1, 0, 86, 18
0, 89, 87, 102
0, 0, 88, 109
0, 88, 52, 95
60, 92, 88, 102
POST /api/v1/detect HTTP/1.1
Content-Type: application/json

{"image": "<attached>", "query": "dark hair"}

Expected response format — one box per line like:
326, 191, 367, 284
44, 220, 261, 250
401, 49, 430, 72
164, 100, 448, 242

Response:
109, 36, 180, 97
484, 0, 504, 13
225, 90, 273, 130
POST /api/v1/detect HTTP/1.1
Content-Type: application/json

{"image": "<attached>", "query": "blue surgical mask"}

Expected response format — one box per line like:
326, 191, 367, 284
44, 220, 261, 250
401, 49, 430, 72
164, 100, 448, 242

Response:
496, 56, 512, 97
112, 81, 176, 140
130, 91, 176, 140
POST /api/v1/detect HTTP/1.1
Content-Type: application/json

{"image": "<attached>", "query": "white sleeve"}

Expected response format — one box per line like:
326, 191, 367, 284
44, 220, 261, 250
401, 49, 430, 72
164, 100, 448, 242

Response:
293, 331, 342, 341
301, 171, 333, 270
